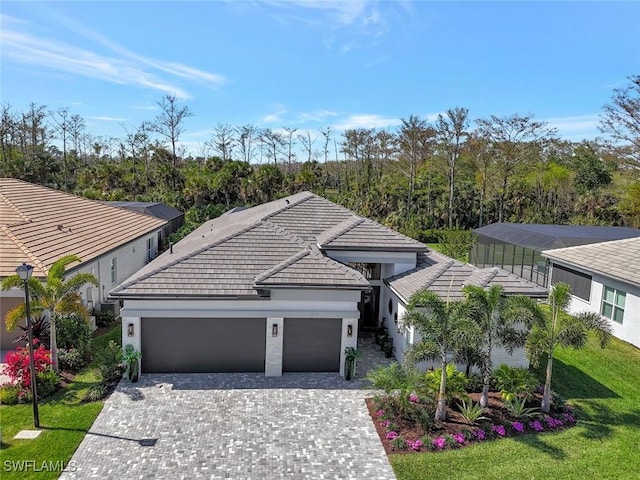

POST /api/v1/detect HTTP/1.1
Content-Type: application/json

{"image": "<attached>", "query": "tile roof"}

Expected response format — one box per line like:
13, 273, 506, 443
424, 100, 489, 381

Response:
542, 237, 640, 288
0, 178, 167, 278
113, 191, 425, 298
104, 201, 184, 221
386, 251, 548, 303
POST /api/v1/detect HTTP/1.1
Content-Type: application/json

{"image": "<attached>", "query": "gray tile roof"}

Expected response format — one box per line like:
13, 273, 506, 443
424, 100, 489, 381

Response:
386, 251, 548, 303
543, 237, 640, 288
316, 215, 426, 251
112, 192, 425, 298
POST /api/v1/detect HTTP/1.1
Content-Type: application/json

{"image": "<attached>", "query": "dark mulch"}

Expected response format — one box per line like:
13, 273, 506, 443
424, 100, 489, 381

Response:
367, 392, 562, 454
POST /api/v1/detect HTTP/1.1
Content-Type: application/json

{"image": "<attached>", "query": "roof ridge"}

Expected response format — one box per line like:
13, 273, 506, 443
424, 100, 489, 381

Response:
0, 190, 31, 227
261, 191, 315, 221
114, 222, 264, 292
316, 215, 364, 246
422, 259, 455, 288
261, 220, 307, 245
0, 224, 46, 274
253, 247, 311, 284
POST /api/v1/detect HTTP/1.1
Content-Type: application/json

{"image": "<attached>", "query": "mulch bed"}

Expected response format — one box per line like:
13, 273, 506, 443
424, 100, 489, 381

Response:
366, 392, 570, 454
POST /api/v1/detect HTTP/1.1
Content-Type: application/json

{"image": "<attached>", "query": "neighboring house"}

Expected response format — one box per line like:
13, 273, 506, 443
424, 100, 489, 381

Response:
0, 178, 167, 354
385, 250, 548, 368
104, 201, 184, 248
111, 192, 546, 377
470, 223, 640, 288
543, 238, 640, 348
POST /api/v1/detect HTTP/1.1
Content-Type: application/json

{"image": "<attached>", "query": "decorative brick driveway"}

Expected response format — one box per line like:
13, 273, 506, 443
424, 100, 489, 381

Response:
61, 342, 396, 479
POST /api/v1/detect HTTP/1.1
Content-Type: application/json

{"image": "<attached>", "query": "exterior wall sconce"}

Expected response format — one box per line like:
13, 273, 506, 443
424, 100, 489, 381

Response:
127, 323, 134, 337
347, 324, 353, 337
272, 323, 278, 337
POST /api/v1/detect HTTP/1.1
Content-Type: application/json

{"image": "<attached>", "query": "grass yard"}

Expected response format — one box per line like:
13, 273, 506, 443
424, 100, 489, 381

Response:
0, 325, 121, 479
390, 335, 640, 480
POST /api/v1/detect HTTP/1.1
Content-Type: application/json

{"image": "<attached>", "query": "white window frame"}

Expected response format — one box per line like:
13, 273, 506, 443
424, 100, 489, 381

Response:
110, 257, 117, 285
601, 286, 625, 324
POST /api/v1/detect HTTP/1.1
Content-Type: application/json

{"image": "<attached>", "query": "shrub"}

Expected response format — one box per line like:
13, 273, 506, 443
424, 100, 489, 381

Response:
0, 384, 22, 405
95, 340, 124, 386
457, 399, 489, 424
504, 396, 540, 420
36, 369, 59, 398
93, 309, 116, 328
84, 382, 109, 402
465, 373, 485, 393
2, 344, 52, 390
57, 314, 93, 359
493, 364, 538, 401
367, 363, 420, 394
390, 434, 408, 450
58, 348, 87, 372
420, 364, 469, 403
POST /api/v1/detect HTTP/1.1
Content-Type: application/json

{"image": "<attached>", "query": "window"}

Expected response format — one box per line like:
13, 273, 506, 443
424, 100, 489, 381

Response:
601, 286, 625, 324
551, 264, 592, 301
146, 237, 155, 262
110, 258, 117, 284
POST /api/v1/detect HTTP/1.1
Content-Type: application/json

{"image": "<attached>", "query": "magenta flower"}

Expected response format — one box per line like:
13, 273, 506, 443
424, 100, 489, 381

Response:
512, 421, 525, 433
545, 416, 563, 428
379, 420, 391, 428
386, 431, 399, 440
562, 413, 576, 423
473, 429, 486, 441
409, 393, 419, 403
432, 437, 446, 449
491, 424, 506, 436
407, 439, 423, 451
529, 420, 544, 432
453, 433, 465, 444
376, 409, 385, 417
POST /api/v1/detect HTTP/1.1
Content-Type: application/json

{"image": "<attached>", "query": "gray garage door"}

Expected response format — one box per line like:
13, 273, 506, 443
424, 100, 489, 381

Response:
283, 318, 341, 372
141, 317, 266, 373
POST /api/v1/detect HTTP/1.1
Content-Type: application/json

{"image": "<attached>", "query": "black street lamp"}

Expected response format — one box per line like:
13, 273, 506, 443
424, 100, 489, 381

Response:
16, 262, 39, 428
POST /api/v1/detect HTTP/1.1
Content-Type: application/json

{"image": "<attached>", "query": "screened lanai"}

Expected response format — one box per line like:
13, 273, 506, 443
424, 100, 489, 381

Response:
469, 223, 640, 287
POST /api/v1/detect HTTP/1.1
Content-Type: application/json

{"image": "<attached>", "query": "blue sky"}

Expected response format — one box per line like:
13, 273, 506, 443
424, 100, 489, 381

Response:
1, 1, 639, 154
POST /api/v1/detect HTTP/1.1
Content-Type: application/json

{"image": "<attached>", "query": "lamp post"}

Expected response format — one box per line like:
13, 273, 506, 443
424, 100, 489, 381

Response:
16, 263, 39, 428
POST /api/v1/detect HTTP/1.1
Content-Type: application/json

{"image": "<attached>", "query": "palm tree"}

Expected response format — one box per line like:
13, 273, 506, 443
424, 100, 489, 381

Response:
402, 289, 478, 421
526, 282, 612, 412
463, 284, 535, 407
2, 255, 98, 372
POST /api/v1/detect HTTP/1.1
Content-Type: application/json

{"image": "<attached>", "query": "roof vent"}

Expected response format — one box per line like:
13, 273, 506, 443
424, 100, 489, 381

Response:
285, 199, 290, 205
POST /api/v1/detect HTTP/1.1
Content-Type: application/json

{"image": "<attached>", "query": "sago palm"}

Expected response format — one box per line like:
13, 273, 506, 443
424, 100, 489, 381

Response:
2, 255, 98, 372
526, 282, 612, 412
463, 284, 537, 408
402, 289, 479, 421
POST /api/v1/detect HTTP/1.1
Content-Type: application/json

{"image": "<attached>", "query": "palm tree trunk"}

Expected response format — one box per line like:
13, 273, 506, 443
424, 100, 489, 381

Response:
480, 372, 491, 408
435, 357, 448, 421
50, 315, 59, 373
541, 352, 554, 413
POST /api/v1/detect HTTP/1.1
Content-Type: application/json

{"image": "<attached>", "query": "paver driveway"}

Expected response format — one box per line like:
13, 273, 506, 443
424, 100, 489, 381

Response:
60, 373, 396, 480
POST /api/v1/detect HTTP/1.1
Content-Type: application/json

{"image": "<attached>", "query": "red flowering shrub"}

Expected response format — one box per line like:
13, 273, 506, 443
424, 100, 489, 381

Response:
2, 343, 52, 389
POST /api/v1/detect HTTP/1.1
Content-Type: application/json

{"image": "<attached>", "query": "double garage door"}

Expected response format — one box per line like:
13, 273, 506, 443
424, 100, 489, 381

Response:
141, 317, 342, 373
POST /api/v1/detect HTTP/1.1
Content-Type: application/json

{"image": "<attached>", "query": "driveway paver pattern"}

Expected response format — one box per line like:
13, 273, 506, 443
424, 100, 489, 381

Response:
61, 339, 396, 480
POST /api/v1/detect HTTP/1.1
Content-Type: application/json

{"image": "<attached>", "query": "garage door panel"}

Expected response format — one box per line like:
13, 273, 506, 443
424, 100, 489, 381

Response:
142, 317, 265, 373
283, 318, 341, 372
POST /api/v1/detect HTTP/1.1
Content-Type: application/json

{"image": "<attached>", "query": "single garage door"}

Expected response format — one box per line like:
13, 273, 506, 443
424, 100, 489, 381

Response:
283, 318, 341, 372
141, 317, 266, 373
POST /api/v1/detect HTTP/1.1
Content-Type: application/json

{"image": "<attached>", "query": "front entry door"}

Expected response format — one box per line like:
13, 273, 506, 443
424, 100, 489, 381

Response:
360, 286, 380, 331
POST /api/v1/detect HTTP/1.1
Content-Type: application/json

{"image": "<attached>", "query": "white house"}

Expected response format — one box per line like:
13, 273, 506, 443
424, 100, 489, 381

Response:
543, 237, 640, 349
0, 178, 167, 355
111, 192, 547, 377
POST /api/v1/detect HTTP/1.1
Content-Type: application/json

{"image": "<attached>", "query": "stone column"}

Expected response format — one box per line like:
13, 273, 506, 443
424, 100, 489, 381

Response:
265, 317, 284, 376
339, 318, 359, 376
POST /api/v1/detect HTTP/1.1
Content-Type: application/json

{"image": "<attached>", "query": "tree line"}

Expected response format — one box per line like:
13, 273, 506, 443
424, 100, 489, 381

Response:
1, 76, 639, 240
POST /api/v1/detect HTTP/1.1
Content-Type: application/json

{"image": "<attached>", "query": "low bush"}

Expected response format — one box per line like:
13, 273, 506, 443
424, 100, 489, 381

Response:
93, 309, 117, 328
84, 382, 109, 402
0, 384, 22, 405
58, 348, 87, 372
2, 344, 52, 390
419, 364, 469, 403
57, 314, 93, 359
36, 369, 60, 398
493, 364, 538, 401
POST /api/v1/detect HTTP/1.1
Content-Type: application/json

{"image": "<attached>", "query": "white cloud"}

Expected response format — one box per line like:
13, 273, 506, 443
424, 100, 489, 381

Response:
545, 114, 601, 140
261, 103, 289, 123
86, 115, 127, 122
0, 14, 225, 100
332, 114, 401, 131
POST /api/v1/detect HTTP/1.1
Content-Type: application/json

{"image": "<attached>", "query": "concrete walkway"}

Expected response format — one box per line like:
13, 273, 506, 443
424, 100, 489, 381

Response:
61, 337, 396, 479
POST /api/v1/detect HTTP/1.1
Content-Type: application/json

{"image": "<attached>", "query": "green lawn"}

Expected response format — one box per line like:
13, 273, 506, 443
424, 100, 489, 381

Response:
0, 325, 121, 479
390, 336, 640, 480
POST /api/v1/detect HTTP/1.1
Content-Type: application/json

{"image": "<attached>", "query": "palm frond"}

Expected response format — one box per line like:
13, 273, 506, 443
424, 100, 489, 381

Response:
577, 311, 613, 348
48, 255, 83, 282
